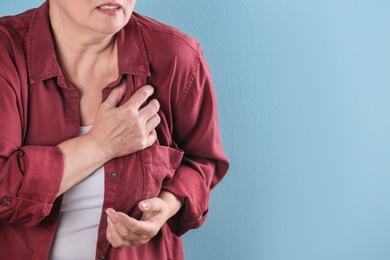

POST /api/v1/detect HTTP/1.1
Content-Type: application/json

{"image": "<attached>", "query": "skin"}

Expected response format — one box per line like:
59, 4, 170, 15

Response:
49, 0, 182, 248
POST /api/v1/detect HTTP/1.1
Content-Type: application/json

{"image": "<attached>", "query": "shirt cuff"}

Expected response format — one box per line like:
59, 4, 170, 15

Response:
1, 146, 64, 226
162, 164, 210, 236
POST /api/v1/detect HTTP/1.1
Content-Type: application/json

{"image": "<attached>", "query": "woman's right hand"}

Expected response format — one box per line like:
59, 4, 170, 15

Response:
56, 80, 159, 196
88, 80, 160, 161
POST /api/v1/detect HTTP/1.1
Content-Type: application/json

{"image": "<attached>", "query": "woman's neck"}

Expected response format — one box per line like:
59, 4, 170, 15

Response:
52, 33, 118, 83
49, 5, 119, 87
50, 20, 119, 126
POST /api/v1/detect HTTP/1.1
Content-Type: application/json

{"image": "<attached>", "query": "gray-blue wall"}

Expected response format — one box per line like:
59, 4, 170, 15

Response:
3, 1, 390, 259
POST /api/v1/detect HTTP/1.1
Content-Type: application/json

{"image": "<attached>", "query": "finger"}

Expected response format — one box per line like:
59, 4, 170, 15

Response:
106, 209, 145, 246
102, 80, 127, 108
106, 208, 117, 216
106, 209, 134, 239
106, 217, 132, 248
139, 99, 160, 121
114, 212, 147, 235
107, 209, 148, 238
139, 129, 157, 149
145, 113, 160, 133
123, 85, 154, 110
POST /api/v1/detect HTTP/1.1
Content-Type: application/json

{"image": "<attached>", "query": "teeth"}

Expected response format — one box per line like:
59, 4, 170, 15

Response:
99, 6, 119, 10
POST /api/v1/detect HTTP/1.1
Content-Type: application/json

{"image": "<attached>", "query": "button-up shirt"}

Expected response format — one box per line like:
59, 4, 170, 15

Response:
0, 2, 229, 260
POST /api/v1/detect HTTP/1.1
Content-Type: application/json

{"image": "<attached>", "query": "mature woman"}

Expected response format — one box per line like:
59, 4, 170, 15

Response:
0, 0, 228, 259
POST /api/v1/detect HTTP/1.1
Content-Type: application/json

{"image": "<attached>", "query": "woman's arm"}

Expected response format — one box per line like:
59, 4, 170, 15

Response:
162, 45, 229, 236
0, 79, 160, 226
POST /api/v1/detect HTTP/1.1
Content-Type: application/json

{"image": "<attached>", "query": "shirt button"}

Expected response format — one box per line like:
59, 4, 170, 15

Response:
99, 254, 107, 260
109, 171, 117, 178
3, 198, 11, 206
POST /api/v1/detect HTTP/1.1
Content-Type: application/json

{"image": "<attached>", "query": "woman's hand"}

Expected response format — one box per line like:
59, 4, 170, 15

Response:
105, 191, 182, 248
88, 80, 161, 161
56, 80, 160, 196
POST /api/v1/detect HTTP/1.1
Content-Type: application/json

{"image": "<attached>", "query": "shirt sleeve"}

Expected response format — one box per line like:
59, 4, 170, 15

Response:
0, 76, 64, 227
162, 45, 229, 236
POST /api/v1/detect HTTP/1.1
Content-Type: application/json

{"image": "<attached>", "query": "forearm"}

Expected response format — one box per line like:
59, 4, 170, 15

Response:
56, 133, 108, 196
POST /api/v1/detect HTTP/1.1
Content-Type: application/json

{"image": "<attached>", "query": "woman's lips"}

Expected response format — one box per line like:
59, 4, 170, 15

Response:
96, 3, 123, 15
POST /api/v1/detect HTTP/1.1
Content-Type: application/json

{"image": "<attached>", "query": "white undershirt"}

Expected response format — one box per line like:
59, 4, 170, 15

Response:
49, 125, 105, 260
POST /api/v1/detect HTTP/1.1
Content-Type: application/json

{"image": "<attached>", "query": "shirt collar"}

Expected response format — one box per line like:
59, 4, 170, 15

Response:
28, 2, 150, 85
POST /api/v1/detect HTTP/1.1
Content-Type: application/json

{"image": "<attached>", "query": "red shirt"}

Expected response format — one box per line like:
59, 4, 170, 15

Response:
0, 2, 229, 260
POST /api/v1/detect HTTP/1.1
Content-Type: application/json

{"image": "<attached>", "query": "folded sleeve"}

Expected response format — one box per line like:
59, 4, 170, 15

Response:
162, 45, 229, 236
0, 76, 64, 227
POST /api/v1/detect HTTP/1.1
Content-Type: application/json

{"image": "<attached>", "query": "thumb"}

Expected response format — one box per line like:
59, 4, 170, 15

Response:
103, 80, 126, 108
139, 198, 162, 213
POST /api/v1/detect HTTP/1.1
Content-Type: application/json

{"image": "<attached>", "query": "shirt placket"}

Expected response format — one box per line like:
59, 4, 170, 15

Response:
95, 159, 119, 259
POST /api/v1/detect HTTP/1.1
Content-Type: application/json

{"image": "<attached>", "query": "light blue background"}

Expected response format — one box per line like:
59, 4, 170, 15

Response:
2, 1, 390, 259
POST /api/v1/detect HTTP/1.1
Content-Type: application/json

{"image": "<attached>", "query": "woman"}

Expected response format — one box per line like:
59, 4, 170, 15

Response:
0, 0, 229, 259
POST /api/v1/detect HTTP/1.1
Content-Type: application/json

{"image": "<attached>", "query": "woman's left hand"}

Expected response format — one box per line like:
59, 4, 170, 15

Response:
105, 192, 182, 248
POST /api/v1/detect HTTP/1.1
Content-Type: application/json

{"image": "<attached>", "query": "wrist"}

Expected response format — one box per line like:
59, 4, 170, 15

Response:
84, 132, 111, 162
158, 191, 182, 219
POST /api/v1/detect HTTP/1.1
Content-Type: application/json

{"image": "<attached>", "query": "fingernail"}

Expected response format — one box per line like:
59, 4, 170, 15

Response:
105, 209, 113, 216
106, 208, 117, 218
141, 201, 149, 210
